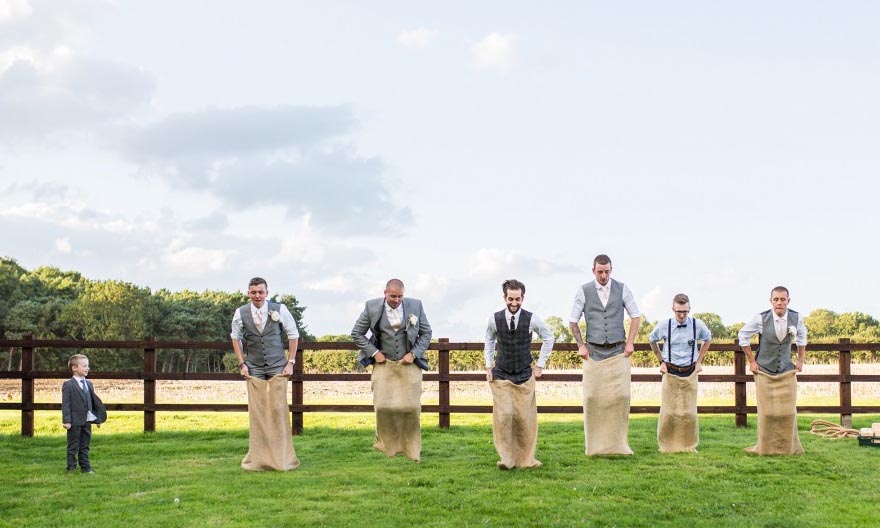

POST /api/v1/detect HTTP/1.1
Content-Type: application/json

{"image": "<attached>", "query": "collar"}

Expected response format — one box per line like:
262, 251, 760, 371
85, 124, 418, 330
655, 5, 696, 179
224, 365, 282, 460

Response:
251, 303, 268, 315
672, 317, 690, 327
773, 310, 788, 322
73, 376, 86, 382
595, 281, 610, 291
506, 309, 521, 320
385, 302, 402, 312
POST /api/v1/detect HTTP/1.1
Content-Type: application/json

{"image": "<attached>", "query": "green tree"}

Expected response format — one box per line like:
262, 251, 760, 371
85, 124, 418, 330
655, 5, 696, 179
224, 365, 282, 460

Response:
693, 312, 729, 340
805, 309, 837, 338
544, 316, 572, 344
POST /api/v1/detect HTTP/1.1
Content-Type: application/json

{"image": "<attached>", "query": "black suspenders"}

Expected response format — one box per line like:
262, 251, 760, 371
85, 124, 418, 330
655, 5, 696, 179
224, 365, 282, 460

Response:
667, 318, 698, 366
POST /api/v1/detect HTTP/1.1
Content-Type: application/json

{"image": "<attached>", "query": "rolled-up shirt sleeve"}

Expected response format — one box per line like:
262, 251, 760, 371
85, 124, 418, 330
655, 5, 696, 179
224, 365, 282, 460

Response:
796, 317, 807, 347
737, 314, 763, 345
230, 308, 244, 340
568, 287, 586, 323
530, 314, 555, 368
279, 304, 300, 339
697, 319, 712, 342
621, 284, 641, 319
484, 316, 497, 368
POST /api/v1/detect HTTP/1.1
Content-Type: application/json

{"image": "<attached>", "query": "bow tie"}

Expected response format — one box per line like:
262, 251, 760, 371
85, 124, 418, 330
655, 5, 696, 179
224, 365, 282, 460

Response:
676, 324, 687, 328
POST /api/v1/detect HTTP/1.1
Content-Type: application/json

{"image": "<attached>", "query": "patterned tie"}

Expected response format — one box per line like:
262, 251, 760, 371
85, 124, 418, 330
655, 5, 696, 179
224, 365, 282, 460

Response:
80, 380, 93, 412
255, 309, 264, 333
776, 318, 786, 341
509, 315, 515, 332
389, 309, 401, 331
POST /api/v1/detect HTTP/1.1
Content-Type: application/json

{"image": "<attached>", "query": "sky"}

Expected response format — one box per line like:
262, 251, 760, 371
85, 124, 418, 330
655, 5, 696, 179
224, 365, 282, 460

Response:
1, 0, 878, 340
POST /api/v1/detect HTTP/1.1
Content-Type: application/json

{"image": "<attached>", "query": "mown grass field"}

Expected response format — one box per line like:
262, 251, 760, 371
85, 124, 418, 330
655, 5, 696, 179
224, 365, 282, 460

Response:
1, 410, 878, 528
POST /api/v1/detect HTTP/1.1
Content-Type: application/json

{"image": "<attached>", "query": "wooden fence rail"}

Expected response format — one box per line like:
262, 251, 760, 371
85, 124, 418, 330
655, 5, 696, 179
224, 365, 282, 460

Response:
1, 336, 879, 437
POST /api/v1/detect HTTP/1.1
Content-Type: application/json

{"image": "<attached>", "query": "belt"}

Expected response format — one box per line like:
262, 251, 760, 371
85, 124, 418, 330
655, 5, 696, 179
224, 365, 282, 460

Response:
588, 342, 624, 348
665, 362, 695, 372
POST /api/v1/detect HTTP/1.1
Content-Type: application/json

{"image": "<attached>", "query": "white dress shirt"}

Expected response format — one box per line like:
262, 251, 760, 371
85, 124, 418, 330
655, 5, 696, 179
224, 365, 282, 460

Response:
568, 280, 641, 323
484, 309, 555, 368
230, 302, 300, 340
73, 375, 97, 422
737, 310, 807, 347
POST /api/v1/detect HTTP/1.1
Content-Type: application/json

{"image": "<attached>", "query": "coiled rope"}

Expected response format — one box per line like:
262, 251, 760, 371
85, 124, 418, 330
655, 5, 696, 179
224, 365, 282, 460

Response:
808, 419, 860, 439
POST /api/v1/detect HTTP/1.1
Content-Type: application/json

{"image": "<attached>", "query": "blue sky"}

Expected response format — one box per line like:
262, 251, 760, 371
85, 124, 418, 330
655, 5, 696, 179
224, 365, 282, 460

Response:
1, 1, 878, 339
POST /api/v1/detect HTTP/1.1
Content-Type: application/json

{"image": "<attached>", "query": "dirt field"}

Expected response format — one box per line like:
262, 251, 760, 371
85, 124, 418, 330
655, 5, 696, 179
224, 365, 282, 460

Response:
3, 364, 878, 406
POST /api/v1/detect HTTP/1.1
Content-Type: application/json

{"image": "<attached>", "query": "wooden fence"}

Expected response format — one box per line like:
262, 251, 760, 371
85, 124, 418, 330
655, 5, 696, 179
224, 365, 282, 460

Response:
1, 337, 879, 437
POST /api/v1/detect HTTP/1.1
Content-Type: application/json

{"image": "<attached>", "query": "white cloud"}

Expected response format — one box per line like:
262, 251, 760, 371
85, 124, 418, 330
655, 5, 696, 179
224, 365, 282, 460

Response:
54, 236, 71, 253
397, 27, 437, 49
159, 246, 234, 275
638, 286, 666, 320
307, 274, 354, 293
0, 0, 34, 24
469, 248, 580, 277
472, 32, 516, 74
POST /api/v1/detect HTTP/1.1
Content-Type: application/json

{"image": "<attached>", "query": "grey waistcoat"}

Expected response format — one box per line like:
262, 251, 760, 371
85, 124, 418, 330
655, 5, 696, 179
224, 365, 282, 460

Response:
240, 302, 287, 368
377, 310, 409, 361
583, 279, 626, 345
757, 309, 799, 374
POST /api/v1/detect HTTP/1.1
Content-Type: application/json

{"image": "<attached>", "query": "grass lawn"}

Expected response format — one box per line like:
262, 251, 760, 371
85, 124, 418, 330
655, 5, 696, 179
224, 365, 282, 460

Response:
1, 411, 878, 528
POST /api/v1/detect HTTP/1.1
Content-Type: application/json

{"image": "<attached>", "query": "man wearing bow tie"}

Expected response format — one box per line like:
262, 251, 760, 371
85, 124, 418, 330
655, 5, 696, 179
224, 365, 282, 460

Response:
649, 294, 712, 377
649, 294, 712, 453
351, 278, 432, 461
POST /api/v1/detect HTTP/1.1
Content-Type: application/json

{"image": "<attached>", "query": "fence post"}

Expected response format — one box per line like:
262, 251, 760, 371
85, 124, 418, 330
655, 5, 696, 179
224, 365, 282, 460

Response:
438, 338, 450, 429
292, 347, 304, 435
21, 334, 34, 437
143, 337, 156, 433
838, 337, 852, 428
734, 338, 747, 428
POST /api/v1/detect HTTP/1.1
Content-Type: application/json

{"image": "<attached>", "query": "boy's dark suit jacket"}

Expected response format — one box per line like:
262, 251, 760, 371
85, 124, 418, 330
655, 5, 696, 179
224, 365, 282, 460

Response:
62, 378, 107, 426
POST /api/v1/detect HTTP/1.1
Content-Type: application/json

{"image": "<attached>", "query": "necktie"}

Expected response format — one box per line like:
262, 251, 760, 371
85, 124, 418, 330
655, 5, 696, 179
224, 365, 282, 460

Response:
598, 286, 609, 306
80, 380, 93, 412
776, 319, 786, 341
509, 315, 515, 332
389, 309, 401, 331
255, 310, 264, 333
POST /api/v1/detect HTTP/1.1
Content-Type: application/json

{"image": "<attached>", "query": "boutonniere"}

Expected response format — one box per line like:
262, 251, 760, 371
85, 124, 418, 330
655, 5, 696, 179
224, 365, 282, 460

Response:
408, 314, 418, 327
269, 310, 281, 322
788, 326, 797, 340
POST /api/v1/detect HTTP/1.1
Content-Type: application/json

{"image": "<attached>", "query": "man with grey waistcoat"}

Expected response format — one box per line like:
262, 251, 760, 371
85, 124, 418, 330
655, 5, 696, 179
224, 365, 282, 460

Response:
569, 254, 641, 455
568, 254, 641, 361
738, 286, 807, 375
351, 278, 432, 460
231, 277, 300, 380
737, 286, 807, 455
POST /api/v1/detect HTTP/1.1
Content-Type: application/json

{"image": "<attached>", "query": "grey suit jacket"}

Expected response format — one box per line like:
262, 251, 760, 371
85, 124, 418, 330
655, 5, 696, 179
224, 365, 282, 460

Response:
351, 297, 432, 370
61, 378, 107, 426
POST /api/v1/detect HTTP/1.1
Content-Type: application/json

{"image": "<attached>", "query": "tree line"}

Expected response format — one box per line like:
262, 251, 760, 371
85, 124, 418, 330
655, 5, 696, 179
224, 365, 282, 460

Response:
2, 257, 878, 372
0, 257, 311, 372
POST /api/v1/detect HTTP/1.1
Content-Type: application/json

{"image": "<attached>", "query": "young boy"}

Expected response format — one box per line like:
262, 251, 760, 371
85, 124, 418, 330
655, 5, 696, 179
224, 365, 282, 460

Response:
61, 354, 106, 473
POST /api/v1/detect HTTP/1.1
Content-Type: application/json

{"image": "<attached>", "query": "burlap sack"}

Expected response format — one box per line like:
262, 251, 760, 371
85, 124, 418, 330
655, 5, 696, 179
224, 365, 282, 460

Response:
657, 370, 699, 453
371, 359, 422, 461
241, 375, 300, 471
490, 376, 541, 469
583, 353, 633, 455
745, 370, 804, 455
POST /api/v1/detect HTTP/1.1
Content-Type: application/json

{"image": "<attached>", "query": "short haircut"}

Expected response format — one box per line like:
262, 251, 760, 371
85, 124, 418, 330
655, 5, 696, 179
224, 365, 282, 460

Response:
672, 293, 690, 305
68, 354, 88, 370
593, 254, 612, 268
386, 278, 405, 290
770, 286, 790, 298
502, 279, 526, 296
248, 277, 268, 289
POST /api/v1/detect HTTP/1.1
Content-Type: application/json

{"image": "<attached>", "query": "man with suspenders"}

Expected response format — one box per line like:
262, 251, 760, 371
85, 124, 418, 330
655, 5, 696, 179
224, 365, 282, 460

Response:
649, 293, 712, 377
649, 293, 711, 452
